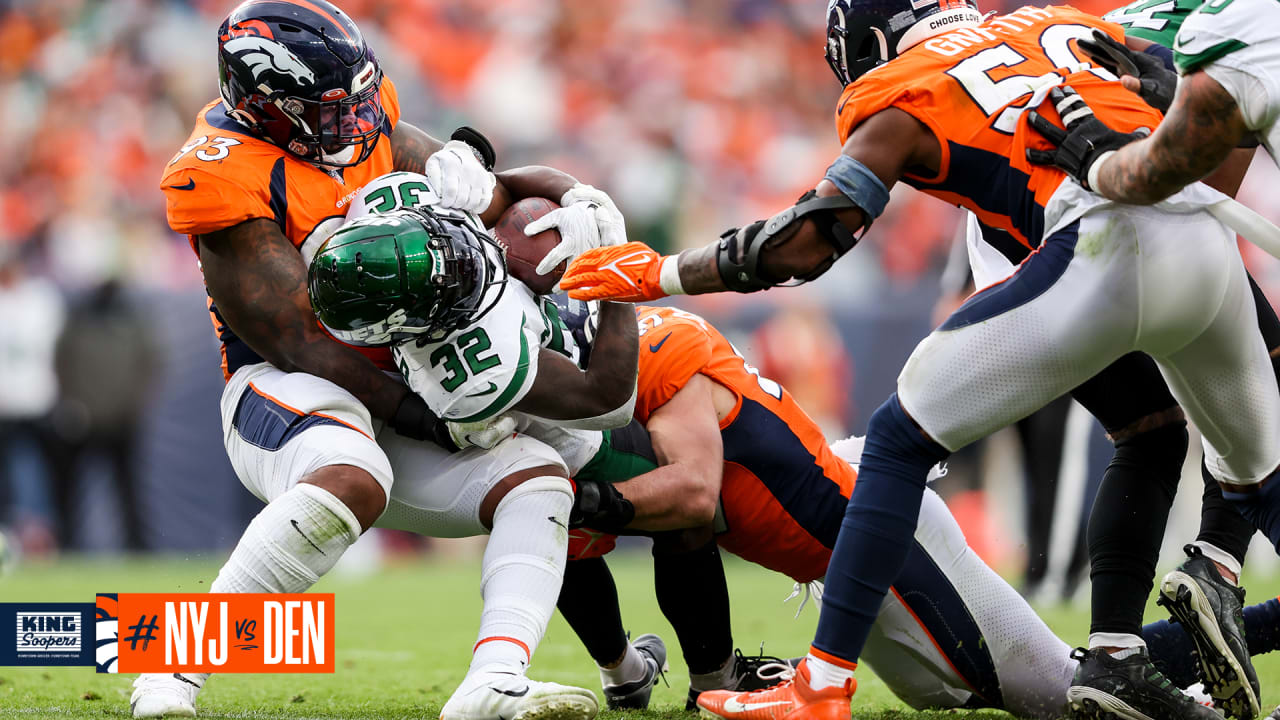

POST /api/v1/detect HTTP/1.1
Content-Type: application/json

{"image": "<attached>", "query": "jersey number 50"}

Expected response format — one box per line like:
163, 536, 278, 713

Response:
945, 25, 1118, 134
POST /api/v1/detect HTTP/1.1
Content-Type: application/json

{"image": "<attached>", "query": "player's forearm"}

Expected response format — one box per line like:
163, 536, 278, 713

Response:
1095, 73, 1247, 204
579, 300, 639, 409
613, 463, 720, 531
389, 122, 444, 173
482, 166, 579, 227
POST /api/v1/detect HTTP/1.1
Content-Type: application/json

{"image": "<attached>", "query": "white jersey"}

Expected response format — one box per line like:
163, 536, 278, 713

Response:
344, 172, 584, 423
1175, 0, 1280, 160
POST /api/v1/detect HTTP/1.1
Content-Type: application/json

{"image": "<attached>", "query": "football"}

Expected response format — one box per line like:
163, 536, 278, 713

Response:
493, 197, 564, 295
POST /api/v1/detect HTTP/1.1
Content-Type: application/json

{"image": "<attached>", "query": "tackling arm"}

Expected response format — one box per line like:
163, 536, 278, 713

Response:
199, 218, 442, 439
512, 300, 639, 427
390, 122, 579, 226
608, 373, 725, 531
1092, 71, 1250, 203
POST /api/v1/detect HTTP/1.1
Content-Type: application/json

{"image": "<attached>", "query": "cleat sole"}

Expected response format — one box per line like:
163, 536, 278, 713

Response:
514, 687, 599, 720
1160, 571, 1259, 720
1066, 687, 1156, 720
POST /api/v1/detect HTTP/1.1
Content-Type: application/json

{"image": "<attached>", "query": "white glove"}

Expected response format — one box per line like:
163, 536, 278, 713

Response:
528, 184, 628, 275
447, 415, 517, 450
424, 140, 496, 214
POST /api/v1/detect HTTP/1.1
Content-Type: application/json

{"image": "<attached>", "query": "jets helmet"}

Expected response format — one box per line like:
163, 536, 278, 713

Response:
217, 0, 384, 167
308, 208, 507, 347
824, 0, 983, 86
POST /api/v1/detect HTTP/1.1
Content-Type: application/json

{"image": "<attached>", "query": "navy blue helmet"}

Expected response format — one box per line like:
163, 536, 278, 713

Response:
824, 0, 983, 86
217, 0, 384, 167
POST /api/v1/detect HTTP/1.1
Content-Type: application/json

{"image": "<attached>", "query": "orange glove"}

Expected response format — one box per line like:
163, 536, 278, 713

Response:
559, 241, 672, 302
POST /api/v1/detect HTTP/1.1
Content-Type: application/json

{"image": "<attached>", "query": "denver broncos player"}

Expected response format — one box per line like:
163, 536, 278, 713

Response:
559, 305, 1280, 719
138, 2, 623, 719
557, 1, 1280, 718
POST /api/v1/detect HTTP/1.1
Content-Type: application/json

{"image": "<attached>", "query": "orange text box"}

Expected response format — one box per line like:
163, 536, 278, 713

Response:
114, 594, 333, 673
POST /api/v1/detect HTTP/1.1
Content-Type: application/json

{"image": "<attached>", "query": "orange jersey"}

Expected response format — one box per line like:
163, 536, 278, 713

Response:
836, 6, 1161, 249
636, 305, 854, 583
160, 79, 403, 379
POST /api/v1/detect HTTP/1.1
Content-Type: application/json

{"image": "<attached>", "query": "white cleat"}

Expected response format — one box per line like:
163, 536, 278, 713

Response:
130, 672, 206, 717
440, 669, 599, 720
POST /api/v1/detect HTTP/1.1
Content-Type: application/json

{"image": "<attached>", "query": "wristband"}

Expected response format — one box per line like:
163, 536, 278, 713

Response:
658, 255, 685, 296
1087, 150, 1116, 193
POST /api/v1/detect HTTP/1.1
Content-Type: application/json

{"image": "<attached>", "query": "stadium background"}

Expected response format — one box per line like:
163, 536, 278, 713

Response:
4, 0, 1280, 609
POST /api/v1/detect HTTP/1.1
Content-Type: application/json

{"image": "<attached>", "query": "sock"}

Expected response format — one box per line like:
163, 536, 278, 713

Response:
1192, 540, 1242, 582
557, 557, 629, 667
805, 650, 856, 691
1144, 596, 1280, 687
1088, 422, 1186, 637
1195, 461, 1255, 569
210, 483, 361, 594
689, 654, 737, 692
1087, 635, 1144, 656
1224, 478, 1280, 554
471, 476, 573, 675
812, 395, 947, 666
600, 645, 647, 688
653, 535, 733, 675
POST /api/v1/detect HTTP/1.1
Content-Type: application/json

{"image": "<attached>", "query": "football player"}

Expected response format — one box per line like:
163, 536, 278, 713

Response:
557, 303, 1280, 719
556, 3, 1280, 719
139, 2, 627, 719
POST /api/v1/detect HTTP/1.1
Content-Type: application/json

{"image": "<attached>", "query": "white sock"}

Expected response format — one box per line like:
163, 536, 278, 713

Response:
805, 653, 855, 691
1088, 632, 1146, 655
689, 653, 736, 692
210, 484, 361, 594
600, 644, 647, 688
1192, 541, 1242, 583
469, 476, 573, 675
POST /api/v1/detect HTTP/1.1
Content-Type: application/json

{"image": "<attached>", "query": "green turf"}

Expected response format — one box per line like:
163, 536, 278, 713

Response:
1, 552, 1278, 719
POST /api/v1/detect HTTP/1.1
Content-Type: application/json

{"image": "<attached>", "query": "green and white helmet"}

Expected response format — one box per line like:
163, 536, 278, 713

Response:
307, 207, 506, 347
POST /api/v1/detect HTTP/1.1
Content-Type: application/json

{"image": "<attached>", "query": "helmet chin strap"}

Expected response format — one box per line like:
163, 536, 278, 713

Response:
896, 8, 983, 53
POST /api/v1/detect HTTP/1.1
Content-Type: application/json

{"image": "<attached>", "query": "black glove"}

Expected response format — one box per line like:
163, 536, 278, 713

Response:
391, 392, 460, 451
1025, 86, 1150, 190
569, 480, 635, 533
1077, 30, 1176, 114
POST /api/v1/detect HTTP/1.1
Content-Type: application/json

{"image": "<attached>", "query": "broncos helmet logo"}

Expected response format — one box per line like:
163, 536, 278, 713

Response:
224, 35, 316, 89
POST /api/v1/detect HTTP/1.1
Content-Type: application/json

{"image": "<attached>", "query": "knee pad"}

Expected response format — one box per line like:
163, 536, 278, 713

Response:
863, 395, 950, 473
494, 475, 573, 516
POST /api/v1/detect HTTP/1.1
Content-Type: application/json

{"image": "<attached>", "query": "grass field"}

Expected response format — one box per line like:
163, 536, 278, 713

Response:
2, 552, 1280, 720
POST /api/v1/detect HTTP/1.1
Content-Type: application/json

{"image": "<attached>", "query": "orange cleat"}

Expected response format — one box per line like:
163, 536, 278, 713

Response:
696, 659, 854, 720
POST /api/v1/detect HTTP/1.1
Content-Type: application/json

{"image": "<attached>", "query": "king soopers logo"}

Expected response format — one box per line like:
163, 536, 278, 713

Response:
16, 612, 80, 653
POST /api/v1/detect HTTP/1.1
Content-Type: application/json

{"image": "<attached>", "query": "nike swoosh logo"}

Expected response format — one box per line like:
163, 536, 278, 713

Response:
548, 516, 567, 530
491, 686, 529, 698
168, 178, 196, 191
649, 332, 672, 353
291, 520, 326, 555
722, 697, 792, 713
467, 381, 499, 398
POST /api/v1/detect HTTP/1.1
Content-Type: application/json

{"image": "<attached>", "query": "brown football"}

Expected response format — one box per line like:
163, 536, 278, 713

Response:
493, 197, 563, 295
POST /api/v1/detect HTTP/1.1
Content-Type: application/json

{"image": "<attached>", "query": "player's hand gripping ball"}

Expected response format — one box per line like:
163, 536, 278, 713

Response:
493, 198, 564, 295
559, 242, 670, 302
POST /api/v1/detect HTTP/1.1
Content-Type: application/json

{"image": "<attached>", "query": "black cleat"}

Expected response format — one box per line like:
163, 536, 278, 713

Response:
1159, 544, 1260, 720
684, 647, 799, 710
1268, 706, 1280, 719
604, 633, 668, 710
1066, 647, 1220, 720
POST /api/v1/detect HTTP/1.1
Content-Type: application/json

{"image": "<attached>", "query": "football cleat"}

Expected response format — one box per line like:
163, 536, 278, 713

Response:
130, 672, 206, 718
696, 659, 853, 720
603, 633, 668, 710
1158, 544, 1260, 720
1065, 647, 1219, 720
440, 669, 599, 720
686, 648, 800, 710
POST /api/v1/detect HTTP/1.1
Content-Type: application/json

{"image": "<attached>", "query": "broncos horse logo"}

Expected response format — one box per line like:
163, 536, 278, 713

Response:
224, 35, 316, 89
